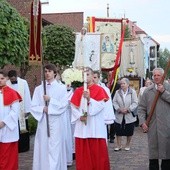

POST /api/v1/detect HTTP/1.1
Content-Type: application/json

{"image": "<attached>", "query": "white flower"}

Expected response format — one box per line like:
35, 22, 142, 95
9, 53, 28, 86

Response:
62, 68, 83, 85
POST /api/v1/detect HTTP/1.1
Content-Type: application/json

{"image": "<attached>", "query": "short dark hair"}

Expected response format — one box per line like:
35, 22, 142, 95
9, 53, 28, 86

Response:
93, 71, 100, 78
0, 71, 8, 77
8, 70, 17, 77
44, 64, 57, 74
86, 67, 94, 74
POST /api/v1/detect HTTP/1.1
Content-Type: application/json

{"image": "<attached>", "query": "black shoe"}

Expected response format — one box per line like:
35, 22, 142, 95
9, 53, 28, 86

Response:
110, 139, 114, 143
73, 153, 76, 160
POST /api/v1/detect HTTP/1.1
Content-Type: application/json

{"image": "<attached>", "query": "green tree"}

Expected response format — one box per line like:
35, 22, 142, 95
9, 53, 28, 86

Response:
43, 25, 75, 69
158, 48, 170, 78
124, 25, 131, 39
0, 0, 28, 68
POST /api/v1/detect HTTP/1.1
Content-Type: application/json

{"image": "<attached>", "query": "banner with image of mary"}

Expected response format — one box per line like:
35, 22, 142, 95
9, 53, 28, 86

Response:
89, 17, 124, 70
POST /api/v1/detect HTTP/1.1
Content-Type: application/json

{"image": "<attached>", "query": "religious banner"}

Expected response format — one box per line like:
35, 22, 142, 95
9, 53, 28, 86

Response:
119, 39, 145, 78
73, 32, 101, 71
29, 0, 42, 64
89, 17, 124, 70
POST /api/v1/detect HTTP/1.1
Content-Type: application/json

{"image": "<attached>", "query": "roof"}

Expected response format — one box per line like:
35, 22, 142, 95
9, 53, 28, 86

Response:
128, 20, 159, 47
6, 0, 32, 20
42, 12, 84, 32
6, 0, 83, 31
128, 20, 146, 35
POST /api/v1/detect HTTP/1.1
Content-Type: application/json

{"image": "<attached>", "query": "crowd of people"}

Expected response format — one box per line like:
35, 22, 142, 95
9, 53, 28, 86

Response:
0, 65, 170, 170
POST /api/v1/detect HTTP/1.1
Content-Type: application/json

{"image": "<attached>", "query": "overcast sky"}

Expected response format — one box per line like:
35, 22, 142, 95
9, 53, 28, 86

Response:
42, 0, 170, 51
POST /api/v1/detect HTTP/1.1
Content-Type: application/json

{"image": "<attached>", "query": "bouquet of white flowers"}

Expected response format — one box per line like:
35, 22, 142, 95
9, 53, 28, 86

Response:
61, 68, 83, 86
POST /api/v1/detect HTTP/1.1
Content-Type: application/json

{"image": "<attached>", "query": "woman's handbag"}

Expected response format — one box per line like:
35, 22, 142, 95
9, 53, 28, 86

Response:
131, 106, 138, 117
131, 93, 138, 117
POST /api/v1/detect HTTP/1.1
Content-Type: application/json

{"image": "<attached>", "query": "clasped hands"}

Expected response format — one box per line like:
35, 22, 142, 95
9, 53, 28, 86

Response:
118, 108, 129, 114
83, 90, 90, 102
80, 91, 89, 123
43, 95, 51, 114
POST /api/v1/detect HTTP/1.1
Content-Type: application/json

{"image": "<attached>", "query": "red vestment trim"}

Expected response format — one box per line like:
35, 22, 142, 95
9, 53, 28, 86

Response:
71, 84, 109, 107
0, 142, 18, 170
1, 86, 22, 106
75, 138, 110, 170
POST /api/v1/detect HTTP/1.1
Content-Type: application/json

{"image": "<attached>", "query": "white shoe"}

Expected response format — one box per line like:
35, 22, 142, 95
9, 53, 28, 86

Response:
124, 147, 130, 151
114, 146, 122, 151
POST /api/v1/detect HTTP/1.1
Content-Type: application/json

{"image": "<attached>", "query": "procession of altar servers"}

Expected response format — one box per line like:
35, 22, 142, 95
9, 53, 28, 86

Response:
30, 78, 114, 170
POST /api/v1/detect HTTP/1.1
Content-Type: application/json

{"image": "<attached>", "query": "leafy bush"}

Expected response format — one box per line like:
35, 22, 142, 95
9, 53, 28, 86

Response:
43, 25, 75, 68
71, 80, 83, 90
0, 0, 28, 68
28, 115, 37, 135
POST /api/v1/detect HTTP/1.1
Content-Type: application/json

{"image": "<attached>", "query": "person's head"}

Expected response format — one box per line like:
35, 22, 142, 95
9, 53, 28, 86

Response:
8, 70, 18, 83
152, 68, 164, 84
44, 64, 57, 82
145, 79, 152, 87
120, 78, 130, 91
93, 71, 100, 84
103, 78, 108, 84
84, 67, 94, 85
0, 71, 8, 87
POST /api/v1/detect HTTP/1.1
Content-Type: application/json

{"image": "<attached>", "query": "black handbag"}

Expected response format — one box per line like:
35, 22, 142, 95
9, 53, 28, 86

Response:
131, 93, 138, 117
131, 106, 138, 117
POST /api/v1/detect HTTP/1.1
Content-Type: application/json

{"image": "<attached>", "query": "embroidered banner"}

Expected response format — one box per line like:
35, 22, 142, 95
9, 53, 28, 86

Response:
29, 0, 42, 64
73, 32, 101, 71
89, 17, 123, 70
119, 39, 145, 78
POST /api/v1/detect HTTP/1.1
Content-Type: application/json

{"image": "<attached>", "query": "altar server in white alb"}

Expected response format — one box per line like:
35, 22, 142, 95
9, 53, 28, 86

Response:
56, 72, 73, 166
70, 67, 110, 170
0, 71, 22, 170
93, 71, 115, 125
31, 64, 68, 170
7, 70, 31, 153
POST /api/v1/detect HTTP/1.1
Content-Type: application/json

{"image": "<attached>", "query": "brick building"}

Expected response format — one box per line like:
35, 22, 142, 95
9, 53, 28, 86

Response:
6, 0, 84, 31
5, 0, 84, 94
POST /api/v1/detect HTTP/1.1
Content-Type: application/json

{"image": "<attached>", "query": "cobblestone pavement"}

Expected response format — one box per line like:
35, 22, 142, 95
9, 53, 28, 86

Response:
19, 127, 149, 170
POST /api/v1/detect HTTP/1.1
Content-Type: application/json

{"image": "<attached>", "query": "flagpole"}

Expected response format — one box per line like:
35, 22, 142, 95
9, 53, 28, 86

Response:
31, 0, 50, 137
81, 27, 88, 124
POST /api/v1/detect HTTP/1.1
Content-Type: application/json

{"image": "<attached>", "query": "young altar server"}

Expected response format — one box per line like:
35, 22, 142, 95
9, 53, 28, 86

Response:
7, 70, 31, 153
70, 67, 110, 170
31, 64, 68, 170
0, 71, 22, 170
